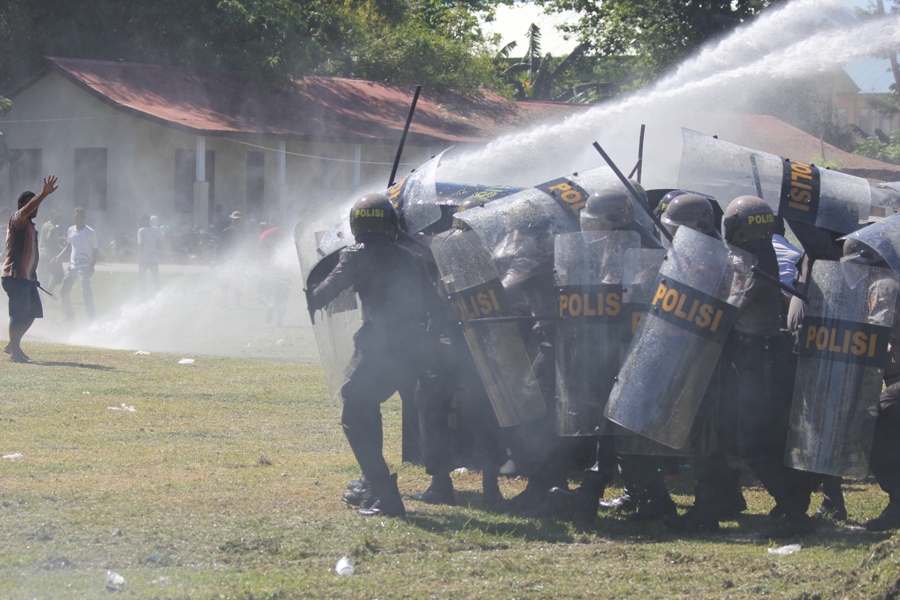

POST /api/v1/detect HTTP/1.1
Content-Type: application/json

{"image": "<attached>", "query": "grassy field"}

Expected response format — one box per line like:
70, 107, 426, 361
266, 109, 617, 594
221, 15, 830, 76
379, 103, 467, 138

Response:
2, 344, 900, 599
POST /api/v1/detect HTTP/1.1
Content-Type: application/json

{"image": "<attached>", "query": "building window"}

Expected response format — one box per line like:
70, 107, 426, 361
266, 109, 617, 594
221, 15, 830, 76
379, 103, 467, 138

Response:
8, 149, 42, 203
174, 149, 216, 215
246, 151, 264, 216
74, 148, 108, 211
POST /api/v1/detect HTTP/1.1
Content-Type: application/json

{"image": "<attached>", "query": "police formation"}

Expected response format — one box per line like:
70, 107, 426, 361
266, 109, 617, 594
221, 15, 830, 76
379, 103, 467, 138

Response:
303, 153, 900, 538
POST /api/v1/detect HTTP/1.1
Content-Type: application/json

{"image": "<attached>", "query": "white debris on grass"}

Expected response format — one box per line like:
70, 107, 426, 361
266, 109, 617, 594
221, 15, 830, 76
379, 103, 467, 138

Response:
2, 452, 23, 460
108, 404, 136, 412
178, 358, 195, 364
134, 350, 150, 355
105, 570, 126, 591
767, 544, 801, 555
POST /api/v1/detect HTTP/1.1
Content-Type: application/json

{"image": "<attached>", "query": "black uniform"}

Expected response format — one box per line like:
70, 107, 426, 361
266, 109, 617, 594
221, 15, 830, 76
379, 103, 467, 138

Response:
309, 233, 440, 509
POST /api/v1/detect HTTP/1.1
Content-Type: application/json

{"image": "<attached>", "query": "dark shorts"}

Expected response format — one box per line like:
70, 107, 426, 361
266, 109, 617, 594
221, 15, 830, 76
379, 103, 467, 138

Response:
2, 277, 43, 324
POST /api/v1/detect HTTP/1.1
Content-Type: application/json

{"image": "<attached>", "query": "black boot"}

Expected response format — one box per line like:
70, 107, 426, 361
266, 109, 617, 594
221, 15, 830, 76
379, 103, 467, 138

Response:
718, 468, 747, 520
866, 500, 900, 532
413, 473, 456, 506
503, 479, 551, 515
482, 470, 503, 507
628, 487, 677, 522
359, 473, 406, 517
342, 485, 377, 508
761, 510, 815, 538
816, 478, 847, 521
544, 471, 607, 522
347, 475, 368, 492
663, 485, 720, 533
599, 488, 642, 513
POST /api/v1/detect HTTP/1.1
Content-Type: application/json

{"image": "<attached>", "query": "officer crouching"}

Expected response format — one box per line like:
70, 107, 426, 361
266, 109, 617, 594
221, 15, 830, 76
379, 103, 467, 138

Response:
307, 194, 441, 517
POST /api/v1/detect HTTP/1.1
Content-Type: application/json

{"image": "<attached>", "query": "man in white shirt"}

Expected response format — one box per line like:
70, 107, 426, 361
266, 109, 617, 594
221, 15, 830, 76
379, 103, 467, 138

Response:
53, 207, 99, 321
137, 214, 161, 296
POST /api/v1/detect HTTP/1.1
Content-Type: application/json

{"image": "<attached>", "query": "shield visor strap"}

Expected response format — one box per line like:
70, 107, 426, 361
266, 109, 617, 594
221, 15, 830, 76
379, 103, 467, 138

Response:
779, 159, 820, 223
798, 316, 890, 366
535, 178, 590, 227
648, 276, 738, 344
448, 279, 510, 323
557, 284, 623, 322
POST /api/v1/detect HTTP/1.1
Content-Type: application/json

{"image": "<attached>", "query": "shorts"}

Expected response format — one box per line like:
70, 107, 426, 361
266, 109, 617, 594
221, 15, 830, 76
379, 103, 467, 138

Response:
2, 277, 43, 324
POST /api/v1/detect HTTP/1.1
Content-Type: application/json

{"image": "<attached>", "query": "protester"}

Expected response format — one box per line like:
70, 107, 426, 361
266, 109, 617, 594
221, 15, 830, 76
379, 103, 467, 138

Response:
54, 207, 99, 321
137, 213, 161, 297
38, 209, 64, 296
2, 175, 59, 362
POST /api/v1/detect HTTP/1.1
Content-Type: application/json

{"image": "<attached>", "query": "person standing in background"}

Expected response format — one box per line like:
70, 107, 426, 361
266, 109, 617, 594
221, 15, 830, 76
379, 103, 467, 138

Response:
38, 209, 64, 296
54, 207, 99, 321
137, 213, 161, 297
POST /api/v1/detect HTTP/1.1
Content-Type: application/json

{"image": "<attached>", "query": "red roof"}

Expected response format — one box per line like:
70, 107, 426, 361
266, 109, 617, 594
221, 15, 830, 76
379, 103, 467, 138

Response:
28, 57, 538, 145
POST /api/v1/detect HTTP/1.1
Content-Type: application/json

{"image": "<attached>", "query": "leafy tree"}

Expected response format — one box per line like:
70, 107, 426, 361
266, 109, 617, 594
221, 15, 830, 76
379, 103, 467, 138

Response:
0, 0, 508, 93
855, 130, 900, 166
536, 0, 781, 86
501, 23, 588, 100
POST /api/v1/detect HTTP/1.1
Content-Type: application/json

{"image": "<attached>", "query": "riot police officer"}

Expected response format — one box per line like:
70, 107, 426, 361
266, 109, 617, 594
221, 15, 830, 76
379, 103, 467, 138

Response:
840, 237, 900, 531
665, 196, 817, 536
545, 189, 676, 521
307, 193, 441, 517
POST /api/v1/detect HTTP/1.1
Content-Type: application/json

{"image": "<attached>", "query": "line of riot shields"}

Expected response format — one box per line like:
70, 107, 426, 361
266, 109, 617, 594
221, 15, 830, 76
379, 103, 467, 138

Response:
296, 130, 900, 487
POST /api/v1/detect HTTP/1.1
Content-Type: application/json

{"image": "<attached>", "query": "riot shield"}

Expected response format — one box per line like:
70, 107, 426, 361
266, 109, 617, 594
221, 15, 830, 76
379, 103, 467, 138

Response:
678, 128, 870, 234
431, 228, 546, 427
388, 150, 446, 234
293, 223, 361, 403
612, 247, 692, 455
785, 260, 899, 478
604, 226, 756, 449
843, 213, 900, 273
554, 230, 640, 436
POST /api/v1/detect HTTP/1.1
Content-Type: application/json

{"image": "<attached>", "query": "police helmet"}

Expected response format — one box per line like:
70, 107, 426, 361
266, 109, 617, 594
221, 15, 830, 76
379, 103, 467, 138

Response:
722, 196, 775, 246
581, 189, 635, 232
842, 237, 887, 267
349, 193, 399, 240
654, 190, 687, 220
661, 193, 716, 237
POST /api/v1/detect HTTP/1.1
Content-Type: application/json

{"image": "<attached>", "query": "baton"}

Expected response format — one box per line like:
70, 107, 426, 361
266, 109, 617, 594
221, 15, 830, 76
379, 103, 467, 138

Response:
37, 284, 53, 298
388, 85, 422, 188
749, 264, 808, 303
592, 142, 674, 243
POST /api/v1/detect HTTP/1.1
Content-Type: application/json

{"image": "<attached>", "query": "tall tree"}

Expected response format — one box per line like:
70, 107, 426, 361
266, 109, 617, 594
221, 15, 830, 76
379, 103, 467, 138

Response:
537, 0, 780, 85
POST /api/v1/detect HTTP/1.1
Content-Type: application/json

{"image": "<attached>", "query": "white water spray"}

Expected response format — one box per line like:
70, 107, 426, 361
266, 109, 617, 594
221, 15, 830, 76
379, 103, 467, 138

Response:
442, 0, 900, 188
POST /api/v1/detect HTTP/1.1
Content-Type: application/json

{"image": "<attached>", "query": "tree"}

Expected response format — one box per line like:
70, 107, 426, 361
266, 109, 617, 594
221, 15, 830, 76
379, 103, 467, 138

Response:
0, 0, 509, 94
855, 130, 900, 165
536, 0, 780, 86
501, 23, 588, 100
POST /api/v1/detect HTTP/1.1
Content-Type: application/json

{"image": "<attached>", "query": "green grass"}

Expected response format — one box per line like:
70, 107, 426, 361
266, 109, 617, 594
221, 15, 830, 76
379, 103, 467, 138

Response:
2, 343, 900, 599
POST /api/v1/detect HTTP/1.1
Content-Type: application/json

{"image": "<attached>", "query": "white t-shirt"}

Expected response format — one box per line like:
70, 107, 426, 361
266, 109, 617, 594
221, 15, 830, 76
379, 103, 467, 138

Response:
138, 226, 160, 263
67, 225, 99, 269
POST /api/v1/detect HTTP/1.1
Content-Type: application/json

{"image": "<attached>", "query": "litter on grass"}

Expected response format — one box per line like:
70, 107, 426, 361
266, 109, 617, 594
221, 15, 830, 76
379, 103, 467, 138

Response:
2, 452, 23, 460
108, 404, 136, 412
106, 570, 126, 591
178, 358, 195, 364
768, 544, 801, 555
134, 350, 150, 355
